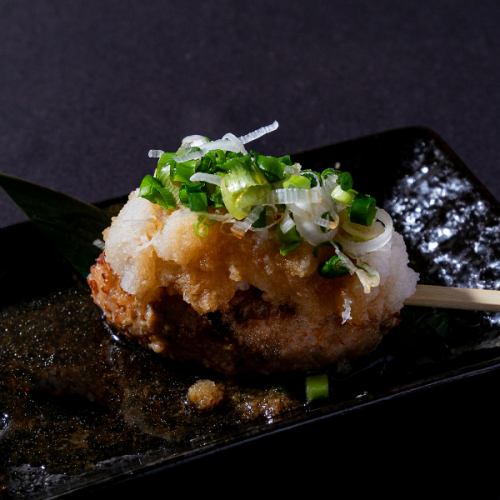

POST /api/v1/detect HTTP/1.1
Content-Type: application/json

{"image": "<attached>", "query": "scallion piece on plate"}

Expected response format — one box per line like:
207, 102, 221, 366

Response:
305, 374, 329, 402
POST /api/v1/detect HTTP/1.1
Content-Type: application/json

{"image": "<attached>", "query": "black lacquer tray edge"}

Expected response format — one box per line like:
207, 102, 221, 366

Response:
1, 126, 499, 497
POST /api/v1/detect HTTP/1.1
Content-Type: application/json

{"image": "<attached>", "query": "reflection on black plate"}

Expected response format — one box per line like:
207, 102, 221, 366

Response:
0, 127, 499, 497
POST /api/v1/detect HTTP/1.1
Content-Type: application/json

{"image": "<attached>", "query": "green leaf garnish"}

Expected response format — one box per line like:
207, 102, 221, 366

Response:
0, 172, 111, 277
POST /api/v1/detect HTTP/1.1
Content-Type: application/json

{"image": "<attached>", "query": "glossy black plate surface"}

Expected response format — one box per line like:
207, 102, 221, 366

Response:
1, 127, 499, 498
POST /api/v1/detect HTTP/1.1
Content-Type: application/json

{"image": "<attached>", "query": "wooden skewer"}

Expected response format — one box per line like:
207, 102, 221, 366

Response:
405, 284, 500, 312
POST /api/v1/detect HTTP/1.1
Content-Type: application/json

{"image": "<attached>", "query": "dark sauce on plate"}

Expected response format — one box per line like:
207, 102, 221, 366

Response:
0, 284, 300, 497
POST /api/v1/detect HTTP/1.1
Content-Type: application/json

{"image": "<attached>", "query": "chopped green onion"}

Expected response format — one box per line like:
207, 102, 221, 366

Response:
256, 155, 286, 182
283, 174, 311, 189
179, 185, 189, 204
305, 374, 329, 402
173, 161, 197, 183
300, 170, 319, 187
209, 186, 224, 208
278, 155, 292, 166
220, 160, 270, 220
179, 181, 205, 206
278, 226, 303, 256
188, 191, 208, 212
199, 149, 227, 173
350, 195, 376, 226
321, 168, 337, 180
139, 174, 177, 210
331, 185, 357, 205
194, 215, 215, 238
319, 254, 350, 277
157, 151, 176, 169
337, 171, 353, 191
139, 174, 160, 199
185, 181, 205, 192
321, 169, 351, 190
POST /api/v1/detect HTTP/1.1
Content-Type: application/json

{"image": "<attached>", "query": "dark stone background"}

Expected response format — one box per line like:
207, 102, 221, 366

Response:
1, 0, 499, 490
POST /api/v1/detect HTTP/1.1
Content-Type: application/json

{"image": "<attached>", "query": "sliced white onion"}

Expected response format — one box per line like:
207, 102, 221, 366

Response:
163, 122, 279, 164
181, 135, 209, 147
252, 205, 280, 232
322, 173, 338, 193
239, 121, 279, 145
332, 243, 380, 294
293, 211, 333, 246
202, 136, 247, 154
174, 149, 203, 162
252, 218, 281, 232
355, 262, 381, 292
231, 206, 264, 238
341, 220, 384, 241
148, 149, 164, 159
332, 243, 357, 275
314, 212, 339, 230
175, 134, 247, 162
268, 187, 322, 205
189, 172, 222, 186
335, 209, 393, 256
280, 209, 295, 233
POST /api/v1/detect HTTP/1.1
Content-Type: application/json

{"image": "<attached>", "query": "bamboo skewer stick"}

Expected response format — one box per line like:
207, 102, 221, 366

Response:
405, 284, 500, 312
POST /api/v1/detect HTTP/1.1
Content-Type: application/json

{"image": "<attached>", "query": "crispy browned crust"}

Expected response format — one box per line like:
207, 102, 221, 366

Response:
88, 253, 398, 375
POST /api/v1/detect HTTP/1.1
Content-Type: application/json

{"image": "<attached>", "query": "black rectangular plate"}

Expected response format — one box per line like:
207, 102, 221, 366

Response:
1, 127, 499, 498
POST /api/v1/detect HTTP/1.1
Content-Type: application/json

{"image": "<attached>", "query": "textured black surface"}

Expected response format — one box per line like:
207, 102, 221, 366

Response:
0, 0, 499, 231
